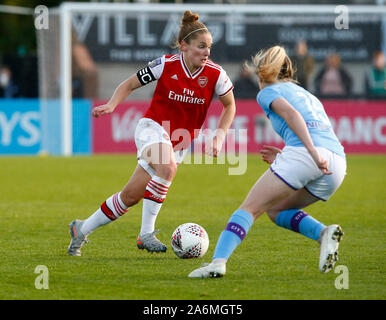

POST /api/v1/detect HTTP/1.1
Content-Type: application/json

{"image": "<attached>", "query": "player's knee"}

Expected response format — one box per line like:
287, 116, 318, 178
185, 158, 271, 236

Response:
120, 191, 141, 207
156, 162, 177, 181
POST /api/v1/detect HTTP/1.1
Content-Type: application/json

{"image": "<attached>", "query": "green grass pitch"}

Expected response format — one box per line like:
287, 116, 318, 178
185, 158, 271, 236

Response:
0, 154, 385, 300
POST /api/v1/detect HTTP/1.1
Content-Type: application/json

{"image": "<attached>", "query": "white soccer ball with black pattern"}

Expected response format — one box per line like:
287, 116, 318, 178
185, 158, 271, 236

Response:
171, 223, 209, 259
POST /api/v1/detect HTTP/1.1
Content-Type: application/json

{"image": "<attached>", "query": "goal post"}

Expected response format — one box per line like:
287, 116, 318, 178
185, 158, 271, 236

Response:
60, 4, 72, 156
43, 2, 386, 155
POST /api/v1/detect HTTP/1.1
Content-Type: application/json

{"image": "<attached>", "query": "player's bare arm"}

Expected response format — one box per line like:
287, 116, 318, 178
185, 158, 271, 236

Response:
271, 97, 332, 175
212, 91, 236, 156
92, 74, 142, 118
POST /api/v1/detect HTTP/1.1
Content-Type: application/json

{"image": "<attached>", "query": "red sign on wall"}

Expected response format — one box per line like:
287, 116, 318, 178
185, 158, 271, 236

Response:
93, 100, 149, 153
92, 99, 386, 154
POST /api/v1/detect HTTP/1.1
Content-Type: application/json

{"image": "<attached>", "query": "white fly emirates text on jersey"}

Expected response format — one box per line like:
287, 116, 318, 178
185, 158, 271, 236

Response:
168, 88, 205, 105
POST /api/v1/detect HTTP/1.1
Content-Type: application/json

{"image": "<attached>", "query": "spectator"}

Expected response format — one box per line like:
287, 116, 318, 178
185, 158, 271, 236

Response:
0, 66, 18, 98
291, 40, 314, 90
365, 51, 386, 99
72, 30, 99, 99
233, 64, 259, 99
314, 53, 352, 98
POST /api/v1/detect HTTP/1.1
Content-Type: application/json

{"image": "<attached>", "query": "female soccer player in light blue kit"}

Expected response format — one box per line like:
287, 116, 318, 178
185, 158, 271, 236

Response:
189, 46, 347, 278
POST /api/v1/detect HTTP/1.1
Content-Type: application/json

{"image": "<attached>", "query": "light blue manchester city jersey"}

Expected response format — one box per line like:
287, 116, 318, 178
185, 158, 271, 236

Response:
257, 82, 345, 158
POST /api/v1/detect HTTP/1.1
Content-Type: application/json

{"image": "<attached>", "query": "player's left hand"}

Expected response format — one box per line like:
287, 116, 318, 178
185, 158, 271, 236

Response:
205, 136, 223, 157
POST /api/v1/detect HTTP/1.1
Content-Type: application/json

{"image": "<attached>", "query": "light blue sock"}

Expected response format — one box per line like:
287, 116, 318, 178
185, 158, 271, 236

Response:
275, 209, 325, 241
212, 209, 254, 261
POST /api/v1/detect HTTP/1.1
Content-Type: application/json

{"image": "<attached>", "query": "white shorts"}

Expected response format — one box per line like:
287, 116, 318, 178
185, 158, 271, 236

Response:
270, 146, 347, 201
134, 118, 189, 177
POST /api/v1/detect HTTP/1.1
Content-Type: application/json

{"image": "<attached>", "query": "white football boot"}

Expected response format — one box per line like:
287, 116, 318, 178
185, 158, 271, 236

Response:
188, 261, 226, 278
319, 224, 344, 273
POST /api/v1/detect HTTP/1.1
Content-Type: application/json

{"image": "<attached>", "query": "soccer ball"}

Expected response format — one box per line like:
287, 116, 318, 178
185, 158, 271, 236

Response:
171, 223, 209, 259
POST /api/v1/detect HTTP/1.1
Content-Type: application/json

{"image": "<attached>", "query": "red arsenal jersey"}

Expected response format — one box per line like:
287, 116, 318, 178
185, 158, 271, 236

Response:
140, 53, 233, 149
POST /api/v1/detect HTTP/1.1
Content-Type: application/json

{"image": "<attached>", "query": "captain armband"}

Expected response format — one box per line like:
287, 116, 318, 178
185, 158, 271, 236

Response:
137, 67, 156, 86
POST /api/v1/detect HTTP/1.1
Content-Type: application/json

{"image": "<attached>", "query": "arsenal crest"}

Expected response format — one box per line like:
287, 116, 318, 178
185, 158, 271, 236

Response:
198, 76, 208, 88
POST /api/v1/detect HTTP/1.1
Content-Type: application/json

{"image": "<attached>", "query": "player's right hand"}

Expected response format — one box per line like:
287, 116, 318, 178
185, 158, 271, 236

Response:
309, 148, 333, 175
91, 104, 115, 118
259, 145, 282, 164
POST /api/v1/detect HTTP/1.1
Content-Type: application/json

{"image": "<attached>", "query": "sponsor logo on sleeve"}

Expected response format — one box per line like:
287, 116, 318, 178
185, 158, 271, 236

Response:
148, 58, 162, 69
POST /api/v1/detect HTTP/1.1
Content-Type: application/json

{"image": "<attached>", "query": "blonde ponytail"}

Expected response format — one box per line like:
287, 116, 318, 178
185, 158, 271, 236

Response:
248, 46, 295, 84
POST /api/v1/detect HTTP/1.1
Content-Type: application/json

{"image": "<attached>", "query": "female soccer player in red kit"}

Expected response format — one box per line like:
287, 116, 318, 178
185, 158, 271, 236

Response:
68, 11, 236, 256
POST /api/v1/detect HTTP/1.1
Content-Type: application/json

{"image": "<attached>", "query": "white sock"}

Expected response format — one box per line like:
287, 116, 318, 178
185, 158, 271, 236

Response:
140, 176, 171, 235
81, 192, 129, 236
80, 208, 111, 236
